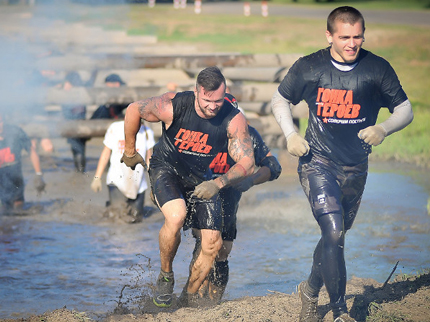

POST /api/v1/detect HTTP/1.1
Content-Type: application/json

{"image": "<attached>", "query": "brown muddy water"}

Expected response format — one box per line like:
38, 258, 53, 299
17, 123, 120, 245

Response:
0, 138, 429, 319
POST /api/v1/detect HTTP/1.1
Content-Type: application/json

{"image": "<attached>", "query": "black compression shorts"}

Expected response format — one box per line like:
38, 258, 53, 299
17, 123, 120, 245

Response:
298, 153, 368, 230
149, 163, 223, 231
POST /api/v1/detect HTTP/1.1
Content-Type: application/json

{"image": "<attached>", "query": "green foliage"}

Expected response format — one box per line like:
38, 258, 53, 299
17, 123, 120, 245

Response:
366, 302, 408, 322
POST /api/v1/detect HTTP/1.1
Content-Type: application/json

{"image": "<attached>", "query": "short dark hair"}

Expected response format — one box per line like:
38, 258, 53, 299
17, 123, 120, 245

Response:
105, 73, 125, 85
196, 66, 226, 92
327, 6, 365, 34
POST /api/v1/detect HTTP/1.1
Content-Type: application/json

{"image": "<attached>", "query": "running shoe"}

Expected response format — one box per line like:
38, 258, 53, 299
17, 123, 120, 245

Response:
298, 281, 322, 322
152, 271, 174, 308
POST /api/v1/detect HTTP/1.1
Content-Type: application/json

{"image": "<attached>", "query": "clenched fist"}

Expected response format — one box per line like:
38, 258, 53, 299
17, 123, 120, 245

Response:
287, 132, 310, 157
358, 125, 386, 146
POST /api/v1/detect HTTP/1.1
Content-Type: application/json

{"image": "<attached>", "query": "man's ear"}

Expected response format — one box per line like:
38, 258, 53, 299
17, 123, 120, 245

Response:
326, 30, 333, 45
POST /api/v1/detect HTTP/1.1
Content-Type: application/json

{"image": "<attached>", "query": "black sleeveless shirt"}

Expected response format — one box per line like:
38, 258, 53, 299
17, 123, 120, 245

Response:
150, 91, 239, 186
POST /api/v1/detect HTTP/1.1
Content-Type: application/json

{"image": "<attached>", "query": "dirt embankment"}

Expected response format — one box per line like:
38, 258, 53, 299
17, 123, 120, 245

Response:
1, 271, 429, 322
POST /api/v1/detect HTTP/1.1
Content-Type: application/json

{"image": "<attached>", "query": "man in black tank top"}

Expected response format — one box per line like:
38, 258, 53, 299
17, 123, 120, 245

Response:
272, 6, 413, 322
121, 67, 255, 308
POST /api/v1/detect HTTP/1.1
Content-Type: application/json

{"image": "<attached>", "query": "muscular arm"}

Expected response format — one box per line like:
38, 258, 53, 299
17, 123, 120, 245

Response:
233, 162, 271, 193
124, 92, 175, 157
233, 152, 282, 192
214, 113, 255, 189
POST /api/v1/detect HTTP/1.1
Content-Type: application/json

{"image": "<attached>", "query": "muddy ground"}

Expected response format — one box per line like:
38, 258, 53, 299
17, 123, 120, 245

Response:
1, 139, 429, 322
1, 269, 429, 322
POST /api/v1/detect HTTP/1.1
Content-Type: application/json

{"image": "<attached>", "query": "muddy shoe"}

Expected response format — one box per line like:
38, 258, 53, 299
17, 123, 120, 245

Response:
207, 260, 229, 304
153, 271, 174, 308
178, 290, 204, 308
334, 313, 356, 322
208, 281, 226, 304
298, 281, 321, 322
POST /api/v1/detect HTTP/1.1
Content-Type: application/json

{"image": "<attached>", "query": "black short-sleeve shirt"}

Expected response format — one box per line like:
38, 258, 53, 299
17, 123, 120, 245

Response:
278, 48, 408, 166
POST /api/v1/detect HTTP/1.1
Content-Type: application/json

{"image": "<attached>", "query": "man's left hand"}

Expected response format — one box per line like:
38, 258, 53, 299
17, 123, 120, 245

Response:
34, 174, 46, 194
358, 125, 387, 146
192, 180, 220, 199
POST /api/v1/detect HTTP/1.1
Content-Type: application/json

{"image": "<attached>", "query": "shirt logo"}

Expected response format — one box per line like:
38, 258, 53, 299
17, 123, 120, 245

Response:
316, 87, 365, 125
0, 147, 16, 167
209, 152, 230, 174
174, 128, 213, 154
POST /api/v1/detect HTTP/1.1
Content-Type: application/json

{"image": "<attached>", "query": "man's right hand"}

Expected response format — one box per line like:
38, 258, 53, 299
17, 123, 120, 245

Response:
286, 132, 310, 157
120, 152, 146, 170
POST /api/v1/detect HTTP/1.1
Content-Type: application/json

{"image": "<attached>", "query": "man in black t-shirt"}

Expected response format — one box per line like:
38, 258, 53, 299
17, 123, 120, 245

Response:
121, 67, 255, 308
272, 6, 413, 322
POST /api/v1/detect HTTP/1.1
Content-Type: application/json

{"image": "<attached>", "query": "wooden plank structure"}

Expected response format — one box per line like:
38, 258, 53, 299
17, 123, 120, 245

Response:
25, 62, 309, 150
2, 15, 308, 150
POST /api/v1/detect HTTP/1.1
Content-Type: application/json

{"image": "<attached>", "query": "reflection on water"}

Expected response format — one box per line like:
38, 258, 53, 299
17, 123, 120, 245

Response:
1, 164, 429, 319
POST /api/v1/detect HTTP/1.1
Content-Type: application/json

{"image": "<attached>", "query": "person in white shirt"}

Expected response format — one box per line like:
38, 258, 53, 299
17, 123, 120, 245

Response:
91, 120, 155, 222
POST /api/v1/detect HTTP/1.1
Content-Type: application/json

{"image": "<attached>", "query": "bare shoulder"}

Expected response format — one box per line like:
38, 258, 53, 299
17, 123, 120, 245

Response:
133, 92, 175, 123
227, 112, 249, 137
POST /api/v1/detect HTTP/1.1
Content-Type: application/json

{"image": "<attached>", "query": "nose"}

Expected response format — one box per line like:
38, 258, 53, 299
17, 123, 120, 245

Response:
348, 38, 356, 48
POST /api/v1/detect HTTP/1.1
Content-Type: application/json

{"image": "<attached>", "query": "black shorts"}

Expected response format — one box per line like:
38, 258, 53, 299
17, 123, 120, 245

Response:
149, 162, 222, 231
298, 154, 368, 230
0, 163, 24, 208
219, 187, 242, 241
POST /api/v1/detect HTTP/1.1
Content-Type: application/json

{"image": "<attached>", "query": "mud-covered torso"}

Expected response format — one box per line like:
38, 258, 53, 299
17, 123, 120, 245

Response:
278, 48, 408, 166
150, 91, 239, 185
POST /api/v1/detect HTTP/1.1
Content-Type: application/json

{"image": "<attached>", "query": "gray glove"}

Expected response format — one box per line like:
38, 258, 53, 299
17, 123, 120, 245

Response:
358, 125, 386, 146
34, 174, 46, 194
192, 180, 220, 199
120, 152, 147, 170
286, 132, 310, 157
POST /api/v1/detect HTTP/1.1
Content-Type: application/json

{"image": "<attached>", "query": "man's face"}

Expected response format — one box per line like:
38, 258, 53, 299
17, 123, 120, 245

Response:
105, 81, 120, 88
195, 83, 226, 119
326, 21, 365, 63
